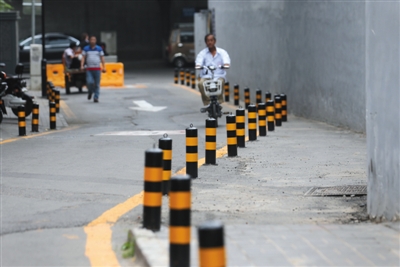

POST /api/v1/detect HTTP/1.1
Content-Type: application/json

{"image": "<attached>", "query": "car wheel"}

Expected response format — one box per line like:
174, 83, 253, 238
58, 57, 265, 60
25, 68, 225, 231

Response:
11, 94, 33, 117
173, 57, 186, 68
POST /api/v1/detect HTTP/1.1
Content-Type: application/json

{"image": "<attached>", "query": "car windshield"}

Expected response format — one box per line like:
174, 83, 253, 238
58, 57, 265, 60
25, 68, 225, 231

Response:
180, 32, 194, 43
21, 37, 42, 46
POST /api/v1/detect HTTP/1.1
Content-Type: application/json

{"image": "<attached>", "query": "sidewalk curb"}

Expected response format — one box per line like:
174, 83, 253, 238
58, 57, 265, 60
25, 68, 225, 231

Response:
133, 227, 168, 267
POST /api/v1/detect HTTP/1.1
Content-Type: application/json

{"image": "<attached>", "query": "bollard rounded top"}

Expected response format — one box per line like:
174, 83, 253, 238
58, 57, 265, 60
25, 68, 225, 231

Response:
170, 174, 191, 191
145, 148, 163, 167
197, 220, 224, 248
17, 105, 25, 110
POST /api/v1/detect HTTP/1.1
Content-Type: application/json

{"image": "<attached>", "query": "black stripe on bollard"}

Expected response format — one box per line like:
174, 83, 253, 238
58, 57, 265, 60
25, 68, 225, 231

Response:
234, 84, 239, 106
169, 174, 191, 267
51, 89, 56, 105
186, 125, 198, 179
174, 68, 178, 84
280, 93, 287, 122
244, 88, 250, 109
180, 69, 185, 85
198, 221, 226, 267
18, 106, 26, 136
191, 71, 196, 89
55, 90, 60, 113
159, 135, 172, 196
224, 82, 230, 102
31, 103, 39, 132
274, 95, 282, 127
236, 107, 246, 148
49, 102, 56, 130
256, 89, 262, 108
205, 118, 217, 165
267, 100, 275, 132
248, 104, 257, 141
226, 114, 237, 157
265, 92, 271, 103
143, 148, 163, 231
258, 102, 267, 136
185, 69, 190, 86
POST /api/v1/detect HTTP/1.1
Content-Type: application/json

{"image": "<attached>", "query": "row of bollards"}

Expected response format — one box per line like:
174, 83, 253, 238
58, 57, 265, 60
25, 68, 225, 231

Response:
175, 68, 197, 90
18, 103, 40, 136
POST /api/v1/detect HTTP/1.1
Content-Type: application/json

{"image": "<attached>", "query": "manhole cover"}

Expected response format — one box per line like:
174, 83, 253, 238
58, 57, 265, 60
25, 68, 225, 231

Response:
305, 185, 367, 196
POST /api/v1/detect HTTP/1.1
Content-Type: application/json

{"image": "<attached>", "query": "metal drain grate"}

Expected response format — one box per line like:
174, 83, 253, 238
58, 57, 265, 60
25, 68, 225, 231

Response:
305, 185, 367, 196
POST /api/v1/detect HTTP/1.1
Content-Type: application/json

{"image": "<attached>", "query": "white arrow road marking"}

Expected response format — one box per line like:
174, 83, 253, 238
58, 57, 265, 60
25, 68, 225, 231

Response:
129, 100, 167, 112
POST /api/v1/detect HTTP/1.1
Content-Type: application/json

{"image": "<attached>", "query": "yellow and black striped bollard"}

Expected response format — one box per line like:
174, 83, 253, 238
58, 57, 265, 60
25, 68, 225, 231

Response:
256, 89, 262, 108
234, 84, 239, 106
244, 88, 250, 109
265, 92, 271, 103
49, 102, 56, 130
51, 88, 56, 104
174, 68, 178, 84
267, 100, 275, 132
185, 69, 190, 87
205, 118, 217, 165
143, 148, 163, 231
169, 174, 191, 267
274, 95, 282, 127
258, 102, 267, 136
31, 103, 39, 132
280, 93, 287, 122
55, 89, 60, 113
224, 82, 230, 102
226, 114, 237, 157
236, 107, 246, 148
191, 71, 196, 89
248, 104, 257, 141
18, 106, 26, 136
198, 221, 226, 267
159, 134, 172, 195
186, 124, 198, 179
180, 68, 185, 85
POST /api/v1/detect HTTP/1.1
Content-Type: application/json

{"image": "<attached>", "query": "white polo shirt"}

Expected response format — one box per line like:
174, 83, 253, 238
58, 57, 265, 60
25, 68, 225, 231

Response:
195, 47, 231, 80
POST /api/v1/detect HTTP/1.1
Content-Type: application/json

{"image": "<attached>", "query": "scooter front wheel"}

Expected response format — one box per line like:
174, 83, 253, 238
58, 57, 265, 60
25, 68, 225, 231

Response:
11, 94, 33, 117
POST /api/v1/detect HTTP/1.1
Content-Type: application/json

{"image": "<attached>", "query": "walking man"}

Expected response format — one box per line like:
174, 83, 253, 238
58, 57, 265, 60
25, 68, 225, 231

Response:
81, 36, 106, 103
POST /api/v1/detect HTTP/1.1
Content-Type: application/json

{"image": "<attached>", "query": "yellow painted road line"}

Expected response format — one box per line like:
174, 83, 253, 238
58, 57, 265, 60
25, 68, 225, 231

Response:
0, 125, 79, 145
60, 100, 77, 120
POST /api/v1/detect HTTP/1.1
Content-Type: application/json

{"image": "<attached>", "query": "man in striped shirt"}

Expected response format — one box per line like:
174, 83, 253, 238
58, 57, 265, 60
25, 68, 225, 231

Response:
81, 36, 106, 103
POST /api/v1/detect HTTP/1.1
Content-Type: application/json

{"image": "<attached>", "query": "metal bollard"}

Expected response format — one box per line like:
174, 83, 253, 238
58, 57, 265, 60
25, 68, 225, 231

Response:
224, 82, 230, 102
55, 89, 60, 113
258, 102, 267, 136
267, 100, 275, 132
198, 221, 226, 267
169, 174, 191, 267
205, 118, 217, 165
49, 102, 56, 130
180, 69, 185, 85
226, 114, 237, 157
159, 134, 172, 196
51, 89, 56, 104
265, 92, 271, 103
191, 71, 196, 89
186, 124, 198, 179
185, 69, 190, 87
234, 84, 239, 106
31, 103, 39, 132
244, 88, 250, 109
18, 106, 26, 136
274, 95, 282, 127
280, 93, 287, 122
248, 104, 257, 141
256, 89, 262, 108
236, 107, 246, 148
143, 148, 163, 231
174, 68, 178, 84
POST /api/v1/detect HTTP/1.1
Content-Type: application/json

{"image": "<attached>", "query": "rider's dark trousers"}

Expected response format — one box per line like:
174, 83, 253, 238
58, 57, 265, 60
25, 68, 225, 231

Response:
198, 78, 225, 106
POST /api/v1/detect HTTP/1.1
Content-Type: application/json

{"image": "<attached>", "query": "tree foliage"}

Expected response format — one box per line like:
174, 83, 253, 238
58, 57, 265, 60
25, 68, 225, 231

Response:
0, 0, 13, 11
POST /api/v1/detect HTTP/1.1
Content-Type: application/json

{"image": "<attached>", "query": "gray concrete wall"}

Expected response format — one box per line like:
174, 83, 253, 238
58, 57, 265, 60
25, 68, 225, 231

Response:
208, 0, 366, 132
366, 2, 400, 221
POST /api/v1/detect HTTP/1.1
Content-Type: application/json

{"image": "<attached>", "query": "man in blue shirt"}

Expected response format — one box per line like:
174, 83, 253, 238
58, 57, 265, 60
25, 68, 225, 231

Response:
81, 36, 106, 103
195, 34, 231, 106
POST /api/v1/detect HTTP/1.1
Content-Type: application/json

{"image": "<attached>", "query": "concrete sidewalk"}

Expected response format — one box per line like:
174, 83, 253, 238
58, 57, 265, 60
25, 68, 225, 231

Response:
130, 114, 399, 266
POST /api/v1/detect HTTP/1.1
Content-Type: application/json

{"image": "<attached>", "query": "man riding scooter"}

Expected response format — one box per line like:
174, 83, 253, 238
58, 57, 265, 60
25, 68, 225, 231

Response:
195, 34, 231, 111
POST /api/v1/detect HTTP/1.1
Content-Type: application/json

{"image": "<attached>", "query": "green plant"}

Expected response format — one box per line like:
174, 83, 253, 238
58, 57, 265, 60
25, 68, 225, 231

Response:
121, 230, 135, 259
0, 0, 13, 11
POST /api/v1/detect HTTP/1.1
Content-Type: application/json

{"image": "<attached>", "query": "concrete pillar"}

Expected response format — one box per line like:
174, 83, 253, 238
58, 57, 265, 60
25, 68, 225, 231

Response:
366, 2, 400, 221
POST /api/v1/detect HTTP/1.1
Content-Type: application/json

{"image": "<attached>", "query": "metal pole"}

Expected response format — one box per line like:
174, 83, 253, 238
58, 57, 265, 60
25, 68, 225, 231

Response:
41, 0, 47, 97
31, 0, 35, 44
